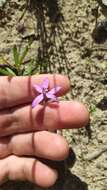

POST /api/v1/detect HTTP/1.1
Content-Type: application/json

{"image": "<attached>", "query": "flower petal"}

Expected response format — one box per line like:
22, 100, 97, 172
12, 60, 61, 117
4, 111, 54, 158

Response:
42, 78, 49, 89
32, 94, 44, 108
48, 86, 62, 95
33, 84, 42, 93
46, 92, 56, 100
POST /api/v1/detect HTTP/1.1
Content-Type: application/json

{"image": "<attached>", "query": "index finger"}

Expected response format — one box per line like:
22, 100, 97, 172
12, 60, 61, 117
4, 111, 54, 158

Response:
0, 74, 70, 109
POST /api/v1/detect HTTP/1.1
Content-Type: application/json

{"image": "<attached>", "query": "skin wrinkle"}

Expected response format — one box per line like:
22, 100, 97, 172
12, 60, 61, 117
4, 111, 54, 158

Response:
7, 156, 24, 181
10, 134, 34, 156
0, 137, 11, 158
0, 114, 14, 131
0, 108, 19, 137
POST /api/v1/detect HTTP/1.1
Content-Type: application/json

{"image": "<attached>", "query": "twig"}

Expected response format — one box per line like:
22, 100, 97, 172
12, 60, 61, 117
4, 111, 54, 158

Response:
18, 0, 29, 22
94, 177, 107, 182
84, 146, 107, 161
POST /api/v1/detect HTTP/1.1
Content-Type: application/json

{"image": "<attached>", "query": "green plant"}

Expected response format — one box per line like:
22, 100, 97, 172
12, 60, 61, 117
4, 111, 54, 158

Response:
0, 42, 37, 76
89, 104, 97, 114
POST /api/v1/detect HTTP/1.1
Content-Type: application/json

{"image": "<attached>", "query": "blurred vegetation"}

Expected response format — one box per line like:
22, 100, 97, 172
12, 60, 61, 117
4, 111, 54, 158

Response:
89, 104, 97, 114
0, 41, 39, 76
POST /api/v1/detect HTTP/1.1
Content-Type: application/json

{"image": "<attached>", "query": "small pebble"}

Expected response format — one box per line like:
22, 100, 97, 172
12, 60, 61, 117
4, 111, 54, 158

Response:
102, 0, 107, 6
0, 0, 6, 7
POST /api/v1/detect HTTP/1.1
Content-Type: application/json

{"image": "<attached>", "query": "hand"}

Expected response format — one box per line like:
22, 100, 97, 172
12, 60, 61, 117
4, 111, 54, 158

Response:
0, 75, 89, 187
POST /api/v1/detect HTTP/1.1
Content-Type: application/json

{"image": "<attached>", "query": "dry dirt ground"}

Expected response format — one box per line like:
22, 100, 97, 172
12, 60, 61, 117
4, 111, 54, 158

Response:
0, 0, 107, 190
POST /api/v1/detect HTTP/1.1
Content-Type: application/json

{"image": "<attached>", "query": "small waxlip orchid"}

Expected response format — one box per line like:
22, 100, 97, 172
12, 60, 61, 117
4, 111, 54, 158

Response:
32, 78, 62, 108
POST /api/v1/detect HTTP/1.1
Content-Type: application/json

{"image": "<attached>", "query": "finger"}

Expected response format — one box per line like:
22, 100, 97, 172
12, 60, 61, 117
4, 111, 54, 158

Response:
0, 131, 69, 160
0, 155, 58, 187
0, 74, 70, 109
0, 101, 89, 136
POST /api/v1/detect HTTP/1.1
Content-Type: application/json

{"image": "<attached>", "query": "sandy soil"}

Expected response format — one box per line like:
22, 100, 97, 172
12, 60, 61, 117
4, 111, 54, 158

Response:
0, 0, 107, 190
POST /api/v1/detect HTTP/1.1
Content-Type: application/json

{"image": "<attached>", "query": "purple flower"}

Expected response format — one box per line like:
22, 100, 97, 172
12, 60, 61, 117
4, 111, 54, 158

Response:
32, 78, 61, 108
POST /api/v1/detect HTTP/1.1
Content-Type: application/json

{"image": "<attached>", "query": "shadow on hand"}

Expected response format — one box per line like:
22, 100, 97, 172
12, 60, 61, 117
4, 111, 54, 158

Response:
0, 148, 88, 190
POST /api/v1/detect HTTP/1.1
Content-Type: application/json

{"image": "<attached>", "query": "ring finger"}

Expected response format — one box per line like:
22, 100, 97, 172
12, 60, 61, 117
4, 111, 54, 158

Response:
0, 101, 89, 137
0, 155, 58, 187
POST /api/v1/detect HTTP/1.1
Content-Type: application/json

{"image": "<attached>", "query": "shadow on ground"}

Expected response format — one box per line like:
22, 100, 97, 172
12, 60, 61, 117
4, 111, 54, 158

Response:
26, 0, 71, 76
0, 171, 88, 190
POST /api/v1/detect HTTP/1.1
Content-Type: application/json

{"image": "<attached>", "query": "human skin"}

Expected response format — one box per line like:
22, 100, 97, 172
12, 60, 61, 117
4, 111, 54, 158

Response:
0, 74, 89, 187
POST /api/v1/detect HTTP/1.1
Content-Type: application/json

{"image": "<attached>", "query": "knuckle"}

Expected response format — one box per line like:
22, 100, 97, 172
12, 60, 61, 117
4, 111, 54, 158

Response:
0, 109, 17, 136
54, 136, 69, 159
0, 137, 11, 158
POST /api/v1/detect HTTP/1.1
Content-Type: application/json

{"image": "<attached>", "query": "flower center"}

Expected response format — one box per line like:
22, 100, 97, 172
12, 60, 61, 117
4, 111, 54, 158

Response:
42, 88, 48, 100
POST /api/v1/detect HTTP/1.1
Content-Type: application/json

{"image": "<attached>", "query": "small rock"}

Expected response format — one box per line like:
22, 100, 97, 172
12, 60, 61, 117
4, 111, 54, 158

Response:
0, 0, 6, 7
102, 0, 107, 6
97, 96, 107, 111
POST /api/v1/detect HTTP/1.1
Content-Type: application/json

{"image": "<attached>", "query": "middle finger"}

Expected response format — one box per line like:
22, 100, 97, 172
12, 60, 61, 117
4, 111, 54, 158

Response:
0, 131, 69, 160
0, 101, 89, 137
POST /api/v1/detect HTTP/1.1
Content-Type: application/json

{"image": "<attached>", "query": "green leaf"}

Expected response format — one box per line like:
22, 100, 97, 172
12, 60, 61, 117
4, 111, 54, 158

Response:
5, 67, 16, 76
13, 45, 20, 66
19, 45, 29, 65
89, 104, 97, 113
0, 67, 16, 76
23, 59, 34, 76
0, 68, 10, 75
